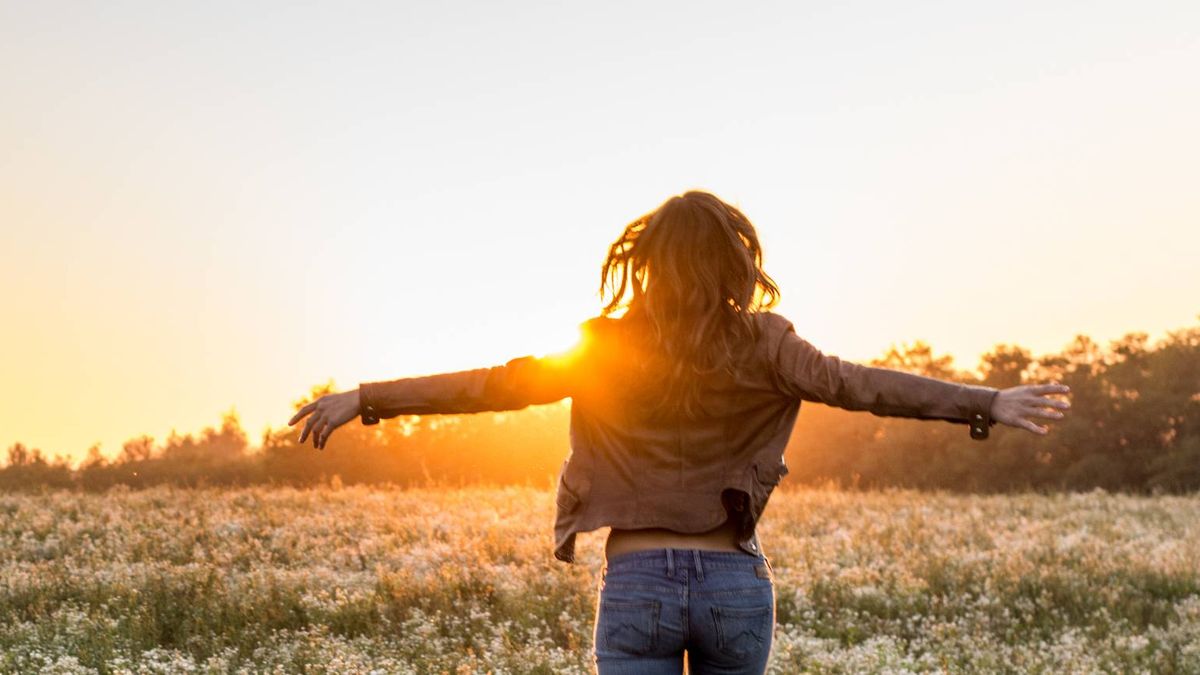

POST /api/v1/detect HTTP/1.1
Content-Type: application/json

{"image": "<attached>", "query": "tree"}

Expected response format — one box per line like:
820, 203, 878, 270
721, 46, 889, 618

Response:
6, 442, 44, 467
979, 344, 1033, 389
120, 435, 156, 463
869, 340, 962, 380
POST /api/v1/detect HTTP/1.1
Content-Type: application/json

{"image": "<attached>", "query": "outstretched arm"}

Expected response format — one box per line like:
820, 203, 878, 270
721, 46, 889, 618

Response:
358, 353, 575, 419
772, 321, 1070, 439
288, 325, 589, 449
288, 355, 575, 450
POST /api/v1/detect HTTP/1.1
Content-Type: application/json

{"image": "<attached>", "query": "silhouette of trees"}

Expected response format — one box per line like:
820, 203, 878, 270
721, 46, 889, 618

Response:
979, 344, 1034, 389
788, 316, 1200, 493
0, 442, 73, 490
2, 315, 1198, 494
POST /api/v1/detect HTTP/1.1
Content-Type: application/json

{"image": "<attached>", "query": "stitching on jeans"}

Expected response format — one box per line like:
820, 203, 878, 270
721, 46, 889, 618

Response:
607, 559, 762, 569
694, 586, 773, 599
598, 581, 679, 593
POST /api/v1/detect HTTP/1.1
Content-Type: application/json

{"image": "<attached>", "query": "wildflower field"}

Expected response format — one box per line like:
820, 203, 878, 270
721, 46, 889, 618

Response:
1, 485, 1197, 674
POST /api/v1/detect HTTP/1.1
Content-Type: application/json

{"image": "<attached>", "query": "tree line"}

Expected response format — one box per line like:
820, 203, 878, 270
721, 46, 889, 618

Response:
3, 315, 1197, 493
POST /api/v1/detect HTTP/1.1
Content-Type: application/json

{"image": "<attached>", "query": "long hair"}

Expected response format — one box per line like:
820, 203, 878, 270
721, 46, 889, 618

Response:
599, 190, 781, 420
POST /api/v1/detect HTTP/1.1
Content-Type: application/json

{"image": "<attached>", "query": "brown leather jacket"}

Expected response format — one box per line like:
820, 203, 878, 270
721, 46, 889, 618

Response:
358, 311, 999, 563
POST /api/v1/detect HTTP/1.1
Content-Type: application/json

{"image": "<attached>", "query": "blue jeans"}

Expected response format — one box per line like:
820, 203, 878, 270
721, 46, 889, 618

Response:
592, 548, 775, 674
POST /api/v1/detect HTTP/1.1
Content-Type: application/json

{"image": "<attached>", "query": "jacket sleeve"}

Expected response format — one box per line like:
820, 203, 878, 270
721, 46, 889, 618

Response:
771, 316, 999, 440
356, 324, 587, 422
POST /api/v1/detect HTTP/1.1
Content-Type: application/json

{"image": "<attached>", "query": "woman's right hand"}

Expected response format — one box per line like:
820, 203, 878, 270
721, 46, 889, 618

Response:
990, 383, 1072, 435
288, 388, 362, 450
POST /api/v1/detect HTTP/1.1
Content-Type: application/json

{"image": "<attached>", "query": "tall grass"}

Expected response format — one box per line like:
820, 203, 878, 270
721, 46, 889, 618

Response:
1, 485, 1196, 673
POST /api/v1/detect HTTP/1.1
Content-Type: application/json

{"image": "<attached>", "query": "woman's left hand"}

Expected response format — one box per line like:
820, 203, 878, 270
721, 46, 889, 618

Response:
990, 383, 1071, 435
288, 389, 362, 450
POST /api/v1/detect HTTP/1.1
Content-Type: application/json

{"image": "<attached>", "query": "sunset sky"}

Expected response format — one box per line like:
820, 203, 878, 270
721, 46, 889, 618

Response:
2, 1, 1197, 462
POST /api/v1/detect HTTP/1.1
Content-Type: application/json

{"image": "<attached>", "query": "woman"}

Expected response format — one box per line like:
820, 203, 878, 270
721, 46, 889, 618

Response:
288, 190, 1071, 674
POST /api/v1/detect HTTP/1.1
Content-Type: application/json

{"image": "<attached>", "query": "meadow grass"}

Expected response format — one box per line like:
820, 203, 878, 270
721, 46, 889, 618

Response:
1, 484, 1197, 674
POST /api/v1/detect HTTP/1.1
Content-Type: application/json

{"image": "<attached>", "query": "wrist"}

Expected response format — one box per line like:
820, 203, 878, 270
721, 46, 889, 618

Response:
969, 387, 1000, 440
357, 385, 380, 425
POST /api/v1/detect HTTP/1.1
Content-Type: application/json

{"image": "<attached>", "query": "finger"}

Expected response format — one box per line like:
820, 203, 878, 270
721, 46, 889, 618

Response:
1025, 406, 1066, 420
321, 418, 344, 449
1034, 398, 1072, 410
300, 412, 322, 444
1024, 395, 1071, 412
310, 416, 330, 449
1018, 417, 1048, 435
1029, 383, 1071, 395
288, 401, 318, 426
318, 422, 337, 450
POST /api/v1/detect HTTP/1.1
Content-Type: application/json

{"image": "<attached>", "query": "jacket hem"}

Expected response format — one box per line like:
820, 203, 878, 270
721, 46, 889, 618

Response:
551, 463, 785, 564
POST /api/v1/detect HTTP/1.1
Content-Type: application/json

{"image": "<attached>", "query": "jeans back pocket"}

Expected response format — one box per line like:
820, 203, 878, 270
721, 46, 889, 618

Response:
600, 598, 661, 655
711, 603, 772, 660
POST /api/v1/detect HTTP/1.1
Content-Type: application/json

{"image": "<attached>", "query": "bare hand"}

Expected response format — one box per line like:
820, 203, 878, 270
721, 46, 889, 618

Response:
990, 383, 1071, 435
288, 389, 362, 450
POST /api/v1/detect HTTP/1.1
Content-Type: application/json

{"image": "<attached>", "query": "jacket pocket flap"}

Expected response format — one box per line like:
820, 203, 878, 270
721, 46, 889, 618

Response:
556, 482, 581, 513
753, 460, 788, 486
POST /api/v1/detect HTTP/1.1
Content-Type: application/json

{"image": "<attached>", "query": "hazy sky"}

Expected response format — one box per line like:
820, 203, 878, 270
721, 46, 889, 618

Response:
2, 1, 1197, 462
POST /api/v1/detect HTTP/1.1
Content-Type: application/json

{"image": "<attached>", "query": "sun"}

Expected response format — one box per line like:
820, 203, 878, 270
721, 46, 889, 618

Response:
521, 313, 596, 361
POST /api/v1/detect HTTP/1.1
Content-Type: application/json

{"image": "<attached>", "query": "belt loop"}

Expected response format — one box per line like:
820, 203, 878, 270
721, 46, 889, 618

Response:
692, 549, 704, 583
666, 548, 674, 577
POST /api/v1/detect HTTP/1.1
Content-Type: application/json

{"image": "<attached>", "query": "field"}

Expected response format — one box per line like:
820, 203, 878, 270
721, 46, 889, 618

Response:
1, 485, 1198, 674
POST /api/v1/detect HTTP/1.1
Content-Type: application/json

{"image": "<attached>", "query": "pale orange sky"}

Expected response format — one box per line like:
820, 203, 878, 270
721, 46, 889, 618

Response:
1, 2, 1197, 463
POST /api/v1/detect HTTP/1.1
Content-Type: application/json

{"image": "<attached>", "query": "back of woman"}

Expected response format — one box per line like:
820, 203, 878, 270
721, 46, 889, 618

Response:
560, 308, 795, 674
555, 308, 800, 564
292, 190, 1071, 674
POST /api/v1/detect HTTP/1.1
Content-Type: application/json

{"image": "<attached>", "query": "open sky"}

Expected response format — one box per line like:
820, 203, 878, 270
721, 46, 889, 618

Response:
2, 1, 1197, 462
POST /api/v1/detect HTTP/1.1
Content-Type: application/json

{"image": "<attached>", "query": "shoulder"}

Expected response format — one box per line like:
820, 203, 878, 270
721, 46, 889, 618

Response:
577, 315, 615, 342
749, 311, 803, 363
751, 310, 796, 337
579, 315, 612, 331
569, 315, 621, 358
579, 314, 639, 339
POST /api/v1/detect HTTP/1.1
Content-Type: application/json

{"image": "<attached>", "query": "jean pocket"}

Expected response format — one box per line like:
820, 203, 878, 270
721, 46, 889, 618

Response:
599, 598, 660, 656
711, 602, 772, 660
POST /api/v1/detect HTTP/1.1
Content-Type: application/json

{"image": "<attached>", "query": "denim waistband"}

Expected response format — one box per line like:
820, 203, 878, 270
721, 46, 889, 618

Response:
604, 547, 766, 571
